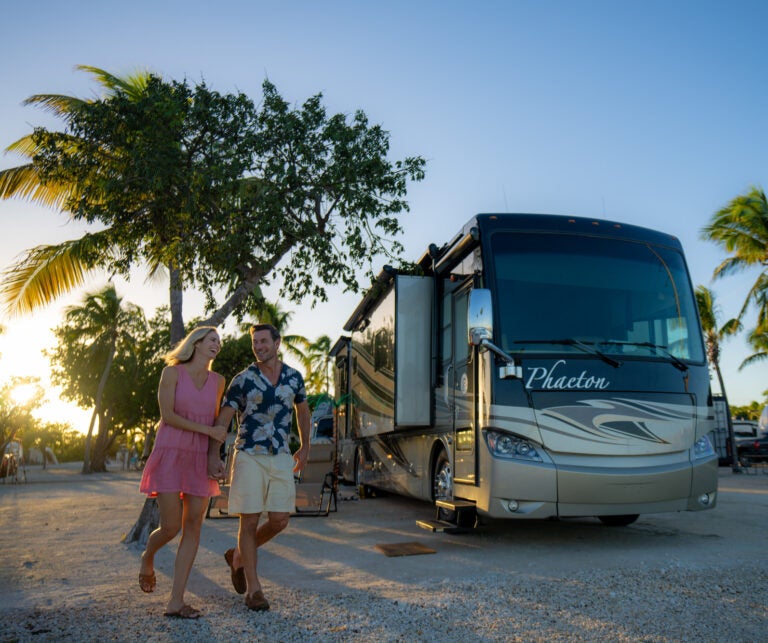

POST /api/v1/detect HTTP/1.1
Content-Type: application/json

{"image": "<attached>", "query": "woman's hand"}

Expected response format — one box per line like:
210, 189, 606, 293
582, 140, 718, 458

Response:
209, 425, 227, 443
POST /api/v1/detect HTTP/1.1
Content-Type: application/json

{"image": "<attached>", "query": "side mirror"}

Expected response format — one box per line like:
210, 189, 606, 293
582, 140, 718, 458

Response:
468, 288, 493, 346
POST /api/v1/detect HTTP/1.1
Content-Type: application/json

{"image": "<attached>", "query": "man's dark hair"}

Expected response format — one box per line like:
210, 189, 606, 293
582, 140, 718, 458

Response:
249, 323, 280, 341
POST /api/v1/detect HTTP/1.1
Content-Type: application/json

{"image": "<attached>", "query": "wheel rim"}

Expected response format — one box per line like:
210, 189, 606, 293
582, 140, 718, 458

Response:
433, 454, 453, 502
355, 448, 364, 487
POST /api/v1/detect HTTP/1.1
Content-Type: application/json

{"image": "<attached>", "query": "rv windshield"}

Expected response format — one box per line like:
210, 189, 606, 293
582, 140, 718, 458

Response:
490, 232, 705, 362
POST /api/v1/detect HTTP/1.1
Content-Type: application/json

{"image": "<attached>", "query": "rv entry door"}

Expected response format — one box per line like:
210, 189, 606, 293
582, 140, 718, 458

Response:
450, 284, 476, 484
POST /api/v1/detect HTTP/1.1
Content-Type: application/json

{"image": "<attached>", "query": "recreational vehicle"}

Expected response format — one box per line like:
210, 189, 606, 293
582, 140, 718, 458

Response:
331, 213, 718, 527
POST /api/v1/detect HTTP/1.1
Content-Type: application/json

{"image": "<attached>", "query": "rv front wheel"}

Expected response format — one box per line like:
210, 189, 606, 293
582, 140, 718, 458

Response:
354, 447, 366, 496
433, 449, 455, 521
598, 514, 639, 527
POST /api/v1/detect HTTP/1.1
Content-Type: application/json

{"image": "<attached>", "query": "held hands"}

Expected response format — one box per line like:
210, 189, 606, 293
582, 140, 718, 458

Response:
209, 425, 227, 443
292, 444, 310, 473
207, 455, 226, 481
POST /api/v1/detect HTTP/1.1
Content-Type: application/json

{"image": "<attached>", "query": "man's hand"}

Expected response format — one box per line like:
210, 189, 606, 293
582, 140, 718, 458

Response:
208, 455, 226, 481
292, 444, 310, 473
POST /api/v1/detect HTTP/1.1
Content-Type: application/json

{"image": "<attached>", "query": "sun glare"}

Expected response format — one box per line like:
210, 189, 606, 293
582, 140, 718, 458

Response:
10, 382, 39, 406
0, 315, 92, 433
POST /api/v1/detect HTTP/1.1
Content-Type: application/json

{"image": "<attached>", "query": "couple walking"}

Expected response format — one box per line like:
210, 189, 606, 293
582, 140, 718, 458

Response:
137, 323, 311, 618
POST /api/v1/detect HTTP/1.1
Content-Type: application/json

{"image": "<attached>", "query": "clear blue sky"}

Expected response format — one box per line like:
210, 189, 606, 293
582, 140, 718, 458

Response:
1, 0, 766, 426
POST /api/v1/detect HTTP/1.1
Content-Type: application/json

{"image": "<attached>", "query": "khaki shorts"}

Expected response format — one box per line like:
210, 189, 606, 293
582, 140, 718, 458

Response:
228, 451, 295, 514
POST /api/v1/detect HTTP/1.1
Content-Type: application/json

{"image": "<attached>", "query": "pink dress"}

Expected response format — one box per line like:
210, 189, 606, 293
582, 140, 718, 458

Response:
139, 365, 220, 498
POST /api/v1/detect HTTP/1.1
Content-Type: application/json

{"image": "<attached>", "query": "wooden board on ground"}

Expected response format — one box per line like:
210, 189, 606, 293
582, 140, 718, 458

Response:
374, 541, 437, 557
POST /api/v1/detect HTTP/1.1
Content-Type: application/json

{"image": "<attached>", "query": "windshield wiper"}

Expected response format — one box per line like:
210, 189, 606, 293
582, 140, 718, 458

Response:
600, 340, 688, 372
513, 338, 622, 368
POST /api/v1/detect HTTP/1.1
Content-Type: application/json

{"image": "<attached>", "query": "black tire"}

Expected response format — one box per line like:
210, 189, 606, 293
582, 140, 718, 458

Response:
598, 514, 639, 527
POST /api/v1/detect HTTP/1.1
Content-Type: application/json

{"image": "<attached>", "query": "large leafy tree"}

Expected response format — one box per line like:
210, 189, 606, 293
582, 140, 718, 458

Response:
2, 67, 257, 343
701, 187, 768, 353
1, 67, 426, 347
695, 285, 741, 470
47, 283, 146, 473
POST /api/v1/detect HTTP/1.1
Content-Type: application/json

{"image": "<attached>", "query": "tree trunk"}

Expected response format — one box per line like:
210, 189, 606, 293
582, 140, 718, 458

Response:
169, 265, 185, 344
124, 497, 160, 546
82, 337, 116, 474
81, 407, 98, 474
89, 412, 112, 472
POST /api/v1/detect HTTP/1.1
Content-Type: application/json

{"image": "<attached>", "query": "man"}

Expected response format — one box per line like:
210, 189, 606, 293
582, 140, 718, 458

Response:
211, 323, 311, 611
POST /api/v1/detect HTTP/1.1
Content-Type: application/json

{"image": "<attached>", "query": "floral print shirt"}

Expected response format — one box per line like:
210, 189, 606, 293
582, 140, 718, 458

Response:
222, 363, 307, 455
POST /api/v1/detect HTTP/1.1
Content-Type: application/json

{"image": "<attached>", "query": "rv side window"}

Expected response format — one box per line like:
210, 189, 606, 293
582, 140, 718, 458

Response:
373, 328, 393, 372
455, 289, 470, 364
441, 291, 453, 365
335, 356, 348, 396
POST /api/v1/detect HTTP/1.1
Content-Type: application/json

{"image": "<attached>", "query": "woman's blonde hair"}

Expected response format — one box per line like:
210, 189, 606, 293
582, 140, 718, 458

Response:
163, 326, 219, 366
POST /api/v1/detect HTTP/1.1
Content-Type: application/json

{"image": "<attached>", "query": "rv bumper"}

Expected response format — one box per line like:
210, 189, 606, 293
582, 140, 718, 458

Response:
473, 453, 718, 520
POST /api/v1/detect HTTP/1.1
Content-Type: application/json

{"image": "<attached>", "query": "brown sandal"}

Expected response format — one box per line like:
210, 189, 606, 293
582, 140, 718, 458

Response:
245, 590, 270, 611
164, 604, 201, 619
224, 548, 247, 595
139, 571, 156, 593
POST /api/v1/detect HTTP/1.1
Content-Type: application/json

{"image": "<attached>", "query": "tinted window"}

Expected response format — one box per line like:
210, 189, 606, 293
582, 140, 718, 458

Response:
490, 232, 704, 362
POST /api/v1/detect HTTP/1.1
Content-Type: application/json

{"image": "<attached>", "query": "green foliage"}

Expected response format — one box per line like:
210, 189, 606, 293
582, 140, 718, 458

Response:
46, 284, 147, 471
4, 68, 425, 338
694, 285, 740, 366
22, 422, 86, 463
730, 401, 766, 422
303, 335, 333, 395
701, 187, 768, 365
215, 331, 255, 383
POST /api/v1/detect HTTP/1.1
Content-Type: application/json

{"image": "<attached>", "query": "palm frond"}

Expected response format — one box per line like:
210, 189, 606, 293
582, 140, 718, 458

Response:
21, 93, 87, 116
0, 234, 113, 316
76, 65, 153, 100
739, 352, 768, 370
0, 164, 73, 209
5, 134, 37, 158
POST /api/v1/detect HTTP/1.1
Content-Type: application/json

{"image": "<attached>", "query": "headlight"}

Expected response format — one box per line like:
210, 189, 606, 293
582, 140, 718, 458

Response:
693, 434, 715, 459
484, 430, 542, 461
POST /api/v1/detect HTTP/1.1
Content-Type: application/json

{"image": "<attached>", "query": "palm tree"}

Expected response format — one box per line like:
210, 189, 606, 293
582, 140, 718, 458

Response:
739, 328, 768, 369
695, 285, 741, 470
59, 283, 144, 473
243, 299, 311, 367
0, 65, 190, 342
303, 335, 332, 395
701, 186, 768, 331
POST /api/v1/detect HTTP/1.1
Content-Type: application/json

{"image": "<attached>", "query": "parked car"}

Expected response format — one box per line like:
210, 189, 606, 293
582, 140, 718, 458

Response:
732, 420, 760, 448
738, 433, 768, 464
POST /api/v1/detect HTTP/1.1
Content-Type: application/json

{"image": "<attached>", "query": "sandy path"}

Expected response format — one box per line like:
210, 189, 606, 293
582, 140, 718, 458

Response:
1, 462, 766, 642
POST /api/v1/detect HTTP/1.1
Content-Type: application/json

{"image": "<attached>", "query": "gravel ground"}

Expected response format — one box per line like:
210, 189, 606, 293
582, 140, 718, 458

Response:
1, 463, 766, 642
3, 565, 766, 642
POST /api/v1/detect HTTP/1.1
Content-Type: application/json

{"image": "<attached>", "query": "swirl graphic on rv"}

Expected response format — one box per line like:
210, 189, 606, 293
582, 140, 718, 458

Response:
538, 398, 686, 444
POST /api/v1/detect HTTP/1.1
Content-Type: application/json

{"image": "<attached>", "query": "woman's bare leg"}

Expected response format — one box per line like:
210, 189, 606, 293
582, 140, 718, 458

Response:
140, 493, 183, 581
166, 494, 207, 613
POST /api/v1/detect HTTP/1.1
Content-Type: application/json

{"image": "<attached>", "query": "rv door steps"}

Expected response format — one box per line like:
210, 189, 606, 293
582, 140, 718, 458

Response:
417, 498, 477, 533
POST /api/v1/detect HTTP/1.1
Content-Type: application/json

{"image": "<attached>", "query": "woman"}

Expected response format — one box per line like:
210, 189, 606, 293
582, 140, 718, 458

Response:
138, 326, 227, 619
